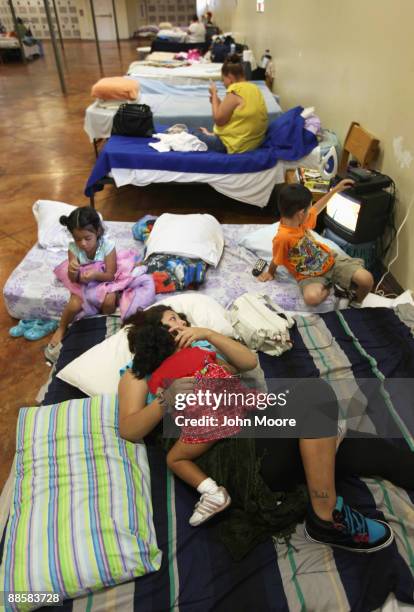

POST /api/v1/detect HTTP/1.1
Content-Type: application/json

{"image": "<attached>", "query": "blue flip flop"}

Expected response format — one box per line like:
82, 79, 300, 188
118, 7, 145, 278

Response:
9, 319, 39, 338
24, 319, 59, 341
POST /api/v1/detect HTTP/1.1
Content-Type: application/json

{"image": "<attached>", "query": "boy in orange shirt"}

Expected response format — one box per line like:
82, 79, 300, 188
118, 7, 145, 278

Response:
258, 180, 374, 306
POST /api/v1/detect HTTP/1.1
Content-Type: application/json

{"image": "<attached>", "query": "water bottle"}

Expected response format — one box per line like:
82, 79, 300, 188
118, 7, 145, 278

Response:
261, 49, 271, 69
230, 43, 236, 54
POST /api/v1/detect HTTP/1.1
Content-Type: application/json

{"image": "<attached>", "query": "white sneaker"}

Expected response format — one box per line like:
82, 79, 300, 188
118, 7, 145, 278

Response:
189, 486, 231, 527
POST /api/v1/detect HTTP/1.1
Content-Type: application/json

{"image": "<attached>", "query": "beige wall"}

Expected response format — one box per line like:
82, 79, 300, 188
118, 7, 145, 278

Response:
213, 0, 414, 290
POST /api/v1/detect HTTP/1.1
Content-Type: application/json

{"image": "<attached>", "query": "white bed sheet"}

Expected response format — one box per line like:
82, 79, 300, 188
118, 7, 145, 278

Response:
127, 60, 223, 84
111, 146, 323, 208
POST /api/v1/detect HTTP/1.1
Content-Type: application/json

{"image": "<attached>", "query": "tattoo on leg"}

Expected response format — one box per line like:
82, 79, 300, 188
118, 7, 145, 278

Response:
311, 489, 330, 499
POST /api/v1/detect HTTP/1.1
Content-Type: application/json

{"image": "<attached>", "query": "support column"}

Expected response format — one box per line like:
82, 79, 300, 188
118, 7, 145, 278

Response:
89, 0, 103, 75
111, 0, 120, 48
43, 0, 67, 94
51, 0, 65, 52
7, 0, 27, 64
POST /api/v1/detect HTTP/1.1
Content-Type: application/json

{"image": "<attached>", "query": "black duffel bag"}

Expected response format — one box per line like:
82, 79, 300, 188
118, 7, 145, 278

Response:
111, 103, 154, 137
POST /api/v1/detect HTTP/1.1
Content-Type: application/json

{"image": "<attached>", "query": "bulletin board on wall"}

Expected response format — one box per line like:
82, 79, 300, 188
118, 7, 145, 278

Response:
0, 0, 80, 38
145, 0, 197, 27
256, 1, 265, 12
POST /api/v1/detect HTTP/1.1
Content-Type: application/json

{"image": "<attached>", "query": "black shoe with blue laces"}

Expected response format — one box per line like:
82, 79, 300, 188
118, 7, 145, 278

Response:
304, 496, 394, 553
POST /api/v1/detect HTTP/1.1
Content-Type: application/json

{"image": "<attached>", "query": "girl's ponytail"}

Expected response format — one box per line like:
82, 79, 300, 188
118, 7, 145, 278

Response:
59, 206, 103, 236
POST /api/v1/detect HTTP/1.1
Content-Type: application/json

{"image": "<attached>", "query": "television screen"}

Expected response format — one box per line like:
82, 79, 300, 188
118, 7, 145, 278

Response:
326, 192, 361, 232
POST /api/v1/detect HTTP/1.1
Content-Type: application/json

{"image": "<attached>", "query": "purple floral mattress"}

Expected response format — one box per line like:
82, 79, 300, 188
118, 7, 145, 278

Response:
3, 222, 337, 321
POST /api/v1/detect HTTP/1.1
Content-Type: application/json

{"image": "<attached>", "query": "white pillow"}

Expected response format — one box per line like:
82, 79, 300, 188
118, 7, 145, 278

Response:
155, 293, 234, 336
33, 200, 104, 252
57, 327, 133, 396
144, 213, 224, 267
239, 223, 347, 262
57, 294, 234, 396
33, 200, 76, 251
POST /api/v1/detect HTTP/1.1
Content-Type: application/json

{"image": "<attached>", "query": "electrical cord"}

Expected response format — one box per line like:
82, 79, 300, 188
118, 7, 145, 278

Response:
375, 191, 414, 293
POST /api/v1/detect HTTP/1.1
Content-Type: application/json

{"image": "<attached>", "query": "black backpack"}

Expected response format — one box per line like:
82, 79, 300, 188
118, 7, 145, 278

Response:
211, 35, 234, 63
111, 103, 154, 138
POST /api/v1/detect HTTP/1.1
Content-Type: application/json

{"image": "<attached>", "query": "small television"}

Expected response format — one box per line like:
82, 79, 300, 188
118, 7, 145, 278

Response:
324, 188, 391, 244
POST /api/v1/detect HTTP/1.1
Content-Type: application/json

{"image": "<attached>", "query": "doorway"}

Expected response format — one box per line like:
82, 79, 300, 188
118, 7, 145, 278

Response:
94, 0, 116, 40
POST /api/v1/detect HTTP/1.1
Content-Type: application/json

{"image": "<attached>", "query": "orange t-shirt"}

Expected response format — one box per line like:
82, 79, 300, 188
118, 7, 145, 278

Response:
272, 207, 335, 281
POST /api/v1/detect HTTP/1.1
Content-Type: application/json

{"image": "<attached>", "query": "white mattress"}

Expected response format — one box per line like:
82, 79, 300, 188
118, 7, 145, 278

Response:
111, 146, 323, 208
127, 60, 223, 84
3, 222, 339, 321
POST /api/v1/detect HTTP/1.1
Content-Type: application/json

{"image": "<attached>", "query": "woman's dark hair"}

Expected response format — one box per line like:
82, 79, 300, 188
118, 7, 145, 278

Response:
222, 53, 244, 79
191, 14, 199, 22
123, 304, 190, 330
128, 324, 176, 379
59, 206, 104, 237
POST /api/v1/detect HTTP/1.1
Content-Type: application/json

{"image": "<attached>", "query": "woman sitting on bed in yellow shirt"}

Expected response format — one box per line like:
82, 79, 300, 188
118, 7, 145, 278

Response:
195, 54, 268, 154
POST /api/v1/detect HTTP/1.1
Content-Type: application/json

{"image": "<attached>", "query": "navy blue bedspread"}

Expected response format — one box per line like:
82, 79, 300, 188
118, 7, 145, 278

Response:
3, 307, 413, 611
84, 107, 318, 196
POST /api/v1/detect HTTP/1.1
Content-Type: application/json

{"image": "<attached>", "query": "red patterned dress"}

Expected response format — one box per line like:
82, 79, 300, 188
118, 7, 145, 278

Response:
148, 346, 256, 443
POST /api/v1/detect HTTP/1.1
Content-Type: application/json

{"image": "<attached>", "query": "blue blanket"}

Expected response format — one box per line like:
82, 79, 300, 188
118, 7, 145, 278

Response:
85, 107, 317, 196
135, 79, 283, 130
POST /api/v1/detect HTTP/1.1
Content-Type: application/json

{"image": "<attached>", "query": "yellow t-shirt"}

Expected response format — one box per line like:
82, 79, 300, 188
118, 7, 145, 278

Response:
213, 82, 268, 154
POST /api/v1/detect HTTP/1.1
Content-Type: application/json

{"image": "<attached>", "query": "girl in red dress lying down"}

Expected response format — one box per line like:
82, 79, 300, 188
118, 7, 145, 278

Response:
127, 322, 259, 527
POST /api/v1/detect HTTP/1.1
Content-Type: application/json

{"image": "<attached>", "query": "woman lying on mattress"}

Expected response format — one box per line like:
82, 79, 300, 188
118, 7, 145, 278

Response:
192, 54, 268, 154
119, 305, 414, 558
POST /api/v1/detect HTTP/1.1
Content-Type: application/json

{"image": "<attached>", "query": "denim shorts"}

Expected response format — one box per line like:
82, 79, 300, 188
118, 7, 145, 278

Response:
191, 129, 227, 153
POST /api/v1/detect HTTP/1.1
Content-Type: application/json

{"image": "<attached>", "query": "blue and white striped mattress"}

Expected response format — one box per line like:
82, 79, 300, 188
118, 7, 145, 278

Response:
2, 308, 414, 611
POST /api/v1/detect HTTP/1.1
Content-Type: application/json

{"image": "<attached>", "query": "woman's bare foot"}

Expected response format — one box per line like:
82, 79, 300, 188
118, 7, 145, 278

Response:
49, 327, 64, 347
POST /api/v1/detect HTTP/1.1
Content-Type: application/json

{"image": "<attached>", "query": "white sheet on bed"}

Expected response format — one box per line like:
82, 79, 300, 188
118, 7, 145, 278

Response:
111, 146, 323, 208
127, 60, 223, 84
